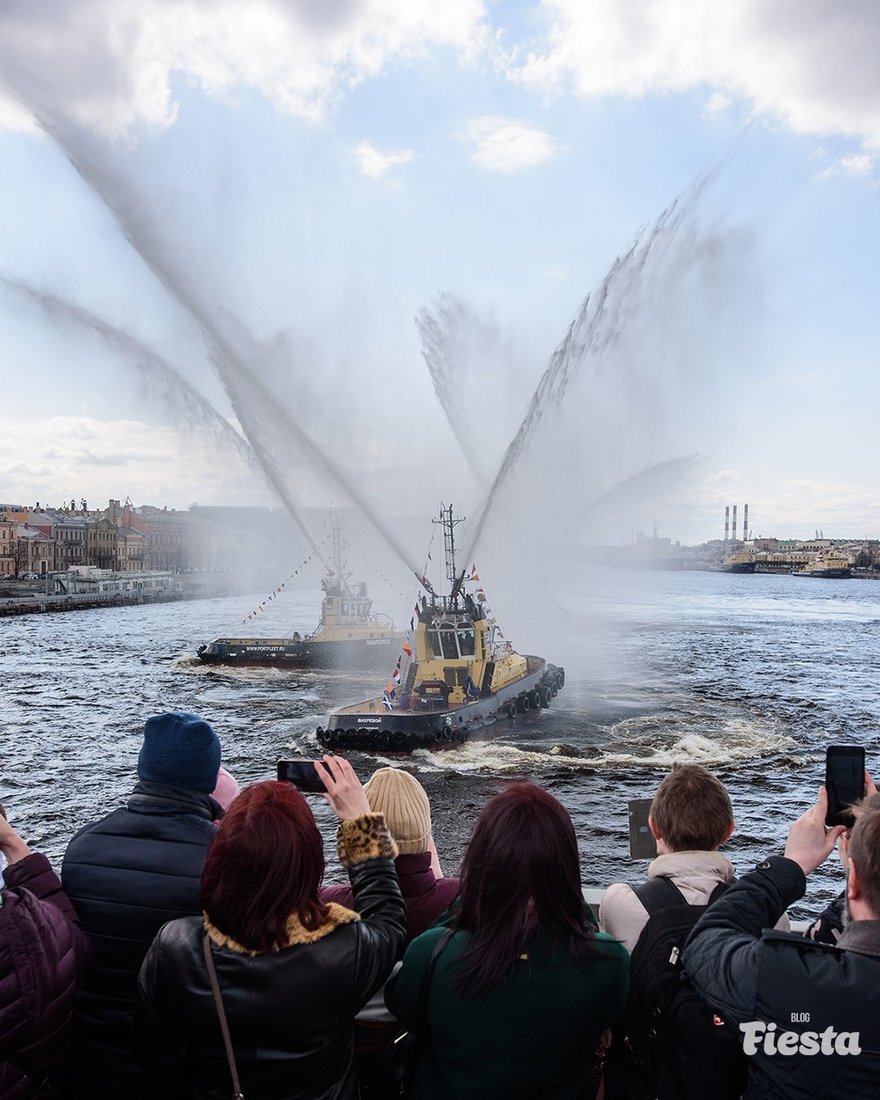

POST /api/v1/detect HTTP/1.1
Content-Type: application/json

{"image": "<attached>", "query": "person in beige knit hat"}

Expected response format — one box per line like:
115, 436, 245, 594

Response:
322, 766, 458, 939
364, 767, 436, 861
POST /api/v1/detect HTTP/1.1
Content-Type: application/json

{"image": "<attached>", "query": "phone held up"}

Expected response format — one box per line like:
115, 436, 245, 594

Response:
824, 745, 866, 828
277, 759, 326, 793
628, 798, 658, 861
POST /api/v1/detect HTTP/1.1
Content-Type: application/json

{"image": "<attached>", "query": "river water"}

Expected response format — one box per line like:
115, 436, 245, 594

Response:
2, 567, 878, 919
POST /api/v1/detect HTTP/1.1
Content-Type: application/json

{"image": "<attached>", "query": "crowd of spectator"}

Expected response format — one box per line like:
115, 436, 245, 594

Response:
2, 711, 879, 1099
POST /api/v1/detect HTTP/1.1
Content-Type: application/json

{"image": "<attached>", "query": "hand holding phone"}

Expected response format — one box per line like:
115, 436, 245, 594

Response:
824, 745, 866, 827
628, 798, 658, 860
277, 759, 327, 793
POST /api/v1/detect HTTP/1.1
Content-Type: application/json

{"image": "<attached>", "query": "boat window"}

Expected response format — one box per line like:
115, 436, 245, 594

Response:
428, 627, 444, 658
440, 625, 459, 660
457, 628, 475, 656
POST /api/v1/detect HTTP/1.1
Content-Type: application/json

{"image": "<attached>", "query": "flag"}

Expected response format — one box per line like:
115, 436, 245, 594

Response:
402, 642, 413, 656
382, 692, 393, 710
393, 666, 401, 684
409, 616, 415, 631
471, 563, 480, 580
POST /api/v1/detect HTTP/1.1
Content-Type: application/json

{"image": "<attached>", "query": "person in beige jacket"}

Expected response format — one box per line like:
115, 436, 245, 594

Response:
600, 764, 788, 949
601, 764, 736, 949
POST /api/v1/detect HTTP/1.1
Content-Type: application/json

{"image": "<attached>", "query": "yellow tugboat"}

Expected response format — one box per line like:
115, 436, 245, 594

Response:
316, 504, 564, 751
197, 515, 402, 669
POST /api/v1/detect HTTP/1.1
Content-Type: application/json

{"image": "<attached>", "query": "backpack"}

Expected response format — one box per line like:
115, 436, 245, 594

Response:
604, 876, 747, 1100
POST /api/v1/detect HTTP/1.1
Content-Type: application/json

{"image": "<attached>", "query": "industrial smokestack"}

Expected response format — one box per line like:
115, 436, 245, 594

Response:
743, 503, 749, 542
724, 506, 729, 543
732, 504, 738, 541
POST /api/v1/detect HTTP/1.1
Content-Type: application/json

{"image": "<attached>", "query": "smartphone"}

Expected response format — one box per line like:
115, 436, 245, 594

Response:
825, 745, 866, 827
277, 759, 326, 793
628, 798, 658, 860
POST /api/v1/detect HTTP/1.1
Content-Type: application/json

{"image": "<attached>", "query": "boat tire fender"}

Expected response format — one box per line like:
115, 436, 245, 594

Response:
531, 690, 542, 710
518, 694, 530, 714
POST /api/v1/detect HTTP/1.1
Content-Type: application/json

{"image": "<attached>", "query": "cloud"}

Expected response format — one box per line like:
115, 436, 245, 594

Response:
0, 415, 268, 509
509, 1, 880, 162
818, 151, 876, 179
355, 139, 416, 179
460, 115, 557, 172
0, 0, 491, 135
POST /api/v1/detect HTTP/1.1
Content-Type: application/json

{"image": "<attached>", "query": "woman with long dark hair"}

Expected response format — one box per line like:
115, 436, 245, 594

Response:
386, 781, 629, 1099
135, 756, 406, 1099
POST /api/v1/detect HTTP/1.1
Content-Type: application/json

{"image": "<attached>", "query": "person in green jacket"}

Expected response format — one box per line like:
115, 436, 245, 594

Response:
386, 781, 629, 1099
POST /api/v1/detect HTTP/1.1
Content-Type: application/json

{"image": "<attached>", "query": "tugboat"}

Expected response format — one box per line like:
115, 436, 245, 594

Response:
197, 516, 402, 669
316, 504, 564, 752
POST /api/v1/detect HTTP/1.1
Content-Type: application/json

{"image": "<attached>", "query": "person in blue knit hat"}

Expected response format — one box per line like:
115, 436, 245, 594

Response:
60, 713, 225, 1100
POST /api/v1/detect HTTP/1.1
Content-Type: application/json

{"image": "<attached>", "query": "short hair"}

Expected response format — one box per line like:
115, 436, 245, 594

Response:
200, 781, 328, 953
454, 782, 603, 996
650, 764, 733, 852
851, 792, 880, 818
848, 810, 880, 916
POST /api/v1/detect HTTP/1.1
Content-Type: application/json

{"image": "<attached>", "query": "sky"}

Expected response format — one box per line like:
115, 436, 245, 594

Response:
1, 0, 879, 561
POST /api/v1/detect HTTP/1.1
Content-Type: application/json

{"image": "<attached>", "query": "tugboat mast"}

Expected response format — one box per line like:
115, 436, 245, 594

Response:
434, 503, 465, 606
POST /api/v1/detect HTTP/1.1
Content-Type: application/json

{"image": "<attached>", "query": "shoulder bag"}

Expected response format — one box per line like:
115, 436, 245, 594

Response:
203, 932, 245, 1100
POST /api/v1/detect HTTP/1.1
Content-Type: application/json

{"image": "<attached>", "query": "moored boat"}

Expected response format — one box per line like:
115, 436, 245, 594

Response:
316, 504, 564, 752
197, 517, 402, 669
791, 554, 851, 579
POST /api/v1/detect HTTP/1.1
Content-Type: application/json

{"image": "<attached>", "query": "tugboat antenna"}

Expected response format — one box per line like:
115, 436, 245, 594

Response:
434, 503, 465, 600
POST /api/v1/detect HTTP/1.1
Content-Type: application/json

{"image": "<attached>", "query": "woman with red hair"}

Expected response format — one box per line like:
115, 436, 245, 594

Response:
135, 756, 406, 1100
386, 782, 629, 1099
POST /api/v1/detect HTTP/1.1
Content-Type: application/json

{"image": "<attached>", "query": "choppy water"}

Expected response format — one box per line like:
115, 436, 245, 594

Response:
3, 567, 878, 920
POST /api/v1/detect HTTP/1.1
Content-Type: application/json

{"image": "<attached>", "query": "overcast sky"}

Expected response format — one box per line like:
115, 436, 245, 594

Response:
1, 0, 879, 550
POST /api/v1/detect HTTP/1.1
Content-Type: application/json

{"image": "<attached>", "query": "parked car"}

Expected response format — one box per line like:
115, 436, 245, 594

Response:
20, 572, 40, 580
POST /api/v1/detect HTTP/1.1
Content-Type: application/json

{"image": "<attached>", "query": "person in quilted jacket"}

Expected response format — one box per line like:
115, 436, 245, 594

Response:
0, 803, 91, 1099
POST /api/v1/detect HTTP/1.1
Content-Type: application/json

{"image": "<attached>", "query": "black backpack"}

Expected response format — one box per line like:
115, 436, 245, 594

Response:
604, 877, 747, 1100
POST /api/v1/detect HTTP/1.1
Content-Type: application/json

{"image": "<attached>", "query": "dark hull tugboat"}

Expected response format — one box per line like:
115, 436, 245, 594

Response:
197, 516, 403, 670
316, 504, 564, 752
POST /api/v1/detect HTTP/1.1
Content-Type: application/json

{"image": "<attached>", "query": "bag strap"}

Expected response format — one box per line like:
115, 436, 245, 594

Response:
633, 875, 688, 915
416, 927, 454, 1024
203, 932, 245, 1100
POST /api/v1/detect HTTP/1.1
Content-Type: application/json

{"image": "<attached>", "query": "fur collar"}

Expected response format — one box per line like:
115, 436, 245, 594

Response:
204, 902, 360, 956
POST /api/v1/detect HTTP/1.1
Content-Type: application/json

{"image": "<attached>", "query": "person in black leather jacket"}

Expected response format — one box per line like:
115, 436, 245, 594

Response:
135, 755, 407, 1100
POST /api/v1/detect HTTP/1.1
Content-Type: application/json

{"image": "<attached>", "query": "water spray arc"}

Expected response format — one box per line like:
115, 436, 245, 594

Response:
451, 170, 720, 596
0, 275, 330, 569
23, 106, 428, 590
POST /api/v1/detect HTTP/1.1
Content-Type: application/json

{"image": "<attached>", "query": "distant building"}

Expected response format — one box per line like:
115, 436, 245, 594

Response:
86, 517, 118, 571
0, 518, 15, 577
